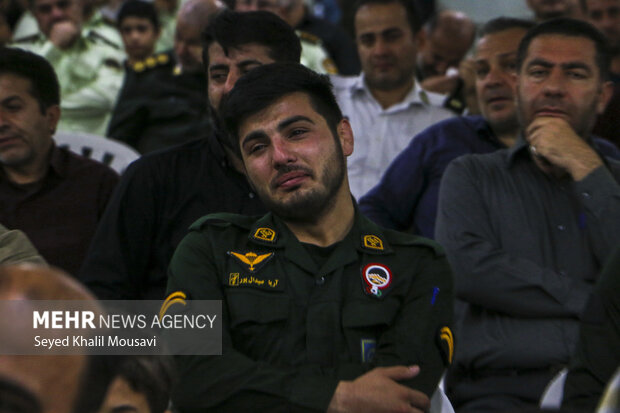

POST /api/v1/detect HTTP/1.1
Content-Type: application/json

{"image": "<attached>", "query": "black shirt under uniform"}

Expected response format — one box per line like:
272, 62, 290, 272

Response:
107, 51, 212, 154
79, 135, 266, 299
297, 10, 360, 76
0, 145, 119, 274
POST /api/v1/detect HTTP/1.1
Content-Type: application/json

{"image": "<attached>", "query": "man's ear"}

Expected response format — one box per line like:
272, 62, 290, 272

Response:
337, 118, 354, 157
597, 81, 614, 114
45, 104, 61, 135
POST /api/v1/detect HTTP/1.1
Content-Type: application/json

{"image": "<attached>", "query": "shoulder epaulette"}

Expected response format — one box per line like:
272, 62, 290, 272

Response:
11, 33, 41, 44
86, 30, 121, 49
298, 30, 321, 45
189, 213, 257, 231
131, 53, 172, 73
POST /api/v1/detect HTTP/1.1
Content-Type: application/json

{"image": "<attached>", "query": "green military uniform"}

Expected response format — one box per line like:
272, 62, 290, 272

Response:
83, 10, 123, 49
298, 30, 338, 75
167, 210, 454, 412
12, 30, 125, 136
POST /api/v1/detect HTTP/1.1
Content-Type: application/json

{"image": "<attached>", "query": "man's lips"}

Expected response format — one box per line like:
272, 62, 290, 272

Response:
0, 136, 21, 148
535, 107, 567, 117
273, 170, 311, 190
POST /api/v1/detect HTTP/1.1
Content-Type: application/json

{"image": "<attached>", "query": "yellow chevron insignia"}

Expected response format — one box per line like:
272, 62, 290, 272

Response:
159, 291, 187, 320
228, 251, 274, 272
363, 235, 384, 250
253, 227, 276, 242
439, 326, 454, 364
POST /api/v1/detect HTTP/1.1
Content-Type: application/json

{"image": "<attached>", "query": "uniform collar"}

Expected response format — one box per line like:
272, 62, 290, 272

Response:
246, 206, 395, 274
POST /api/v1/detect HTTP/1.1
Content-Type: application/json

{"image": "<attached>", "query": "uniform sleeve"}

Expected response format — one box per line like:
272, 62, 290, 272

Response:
79, 160, 157, 299
358, 133, 431, 233
435, 158, 593, 318
375, 247, 454, 397
167, 231, 340, 413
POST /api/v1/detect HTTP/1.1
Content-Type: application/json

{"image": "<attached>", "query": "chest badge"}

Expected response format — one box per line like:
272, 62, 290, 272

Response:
228, 251, 274, 272
361, 263, 392, 297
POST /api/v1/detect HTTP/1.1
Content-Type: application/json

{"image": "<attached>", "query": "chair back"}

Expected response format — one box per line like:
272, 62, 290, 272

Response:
54, 131, 140, 174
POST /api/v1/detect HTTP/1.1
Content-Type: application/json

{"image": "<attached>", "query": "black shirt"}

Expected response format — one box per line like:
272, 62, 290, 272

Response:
79, 134, 266, 299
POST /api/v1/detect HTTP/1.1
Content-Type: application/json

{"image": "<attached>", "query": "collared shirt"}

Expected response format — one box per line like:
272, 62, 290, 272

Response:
435, 139, 620, 402
167, 209, 453, 411
79, 133, 266, 299
359, 116, 506, 238
0, 145, 119, 274
330, 73, 454, 198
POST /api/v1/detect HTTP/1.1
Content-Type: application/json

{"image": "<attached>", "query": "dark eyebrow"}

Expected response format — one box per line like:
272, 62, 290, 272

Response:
561, 62, 592, 73
526, 58, 554, 69
0, 95, 22, 105
241, 130, 268, 149
240, 115, 315, 149
277, 115, 315, 132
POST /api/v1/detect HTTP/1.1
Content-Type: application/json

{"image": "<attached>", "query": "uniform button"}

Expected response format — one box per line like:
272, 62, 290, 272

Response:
316, 276, 325, 285
582, 192, 591, 199
249, 192, 255, 199
557, 224, 566, 231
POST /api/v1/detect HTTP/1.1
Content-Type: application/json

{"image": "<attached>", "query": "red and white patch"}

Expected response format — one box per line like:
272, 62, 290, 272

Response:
362, 263, 392, 297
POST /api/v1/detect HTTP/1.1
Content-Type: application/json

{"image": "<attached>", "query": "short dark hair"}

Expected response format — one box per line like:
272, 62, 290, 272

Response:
114, 356, 174, 413
0, 47, 60, 113
201, 10, 301, 72
353, 0, 420, 35
479, 17, 536, 38
220, 63, 343, 157
117, 0, 160, 31
517, 18, 611, 81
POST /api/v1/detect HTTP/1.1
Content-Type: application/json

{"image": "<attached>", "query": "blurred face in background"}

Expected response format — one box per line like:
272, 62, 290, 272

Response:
119, 17, 160, 63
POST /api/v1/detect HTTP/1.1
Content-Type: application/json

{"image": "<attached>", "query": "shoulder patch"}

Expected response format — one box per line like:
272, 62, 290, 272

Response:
362, 234, 384, 251
253, 227, 277, 243
322, 57, 338, 74
103, 58, 122, 69
131, 53, 173, 73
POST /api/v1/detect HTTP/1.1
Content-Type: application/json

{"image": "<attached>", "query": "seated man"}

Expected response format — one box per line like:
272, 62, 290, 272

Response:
167, 63, 454, 412
0, 47, 119, 274
435, 18, 620, 412
12, 0, 125, 136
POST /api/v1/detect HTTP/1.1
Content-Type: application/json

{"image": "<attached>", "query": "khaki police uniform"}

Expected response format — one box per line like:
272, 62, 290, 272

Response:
13, 30, 125, 136
167, 210, 454, 412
